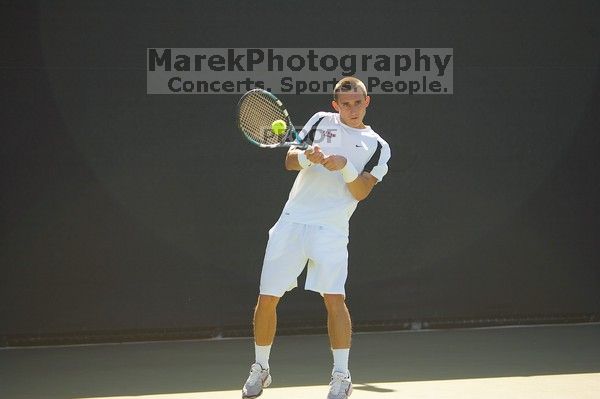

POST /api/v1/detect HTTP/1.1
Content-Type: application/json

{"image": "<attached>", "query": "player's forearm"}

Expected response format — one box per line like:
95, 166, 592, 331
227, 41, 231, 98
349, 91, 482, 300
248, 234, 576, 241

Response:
285, 150, 303, 171
346, 172, 377, 201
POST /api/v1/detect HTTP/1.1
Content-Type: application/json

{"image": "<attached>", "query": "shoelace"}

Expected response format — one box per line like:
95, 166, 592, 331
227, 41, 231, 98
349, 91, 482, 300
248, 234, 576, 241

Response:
329, 373, 345, 395
247, 366, 263, 385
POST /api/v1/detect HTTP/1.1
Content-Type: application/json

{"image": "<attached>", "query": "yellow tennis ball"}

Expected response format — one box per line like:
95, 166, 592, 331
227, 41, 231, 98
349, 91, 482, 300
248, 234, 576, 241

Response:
271, 119, 287, 135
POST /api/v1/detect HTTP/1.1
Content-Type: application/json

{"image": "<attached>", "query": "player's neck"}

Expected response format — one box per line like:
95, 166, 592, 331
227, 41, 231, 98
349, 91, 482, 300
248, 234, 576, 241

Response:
340, 117, 366, 129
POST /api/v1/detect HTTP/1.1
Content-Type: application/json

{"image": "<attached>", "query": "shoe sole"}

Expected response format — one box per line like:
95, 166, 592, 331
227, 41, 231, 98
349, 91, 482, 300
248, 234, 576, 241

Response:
242, 374, 272, 399
328, 382, 353, 398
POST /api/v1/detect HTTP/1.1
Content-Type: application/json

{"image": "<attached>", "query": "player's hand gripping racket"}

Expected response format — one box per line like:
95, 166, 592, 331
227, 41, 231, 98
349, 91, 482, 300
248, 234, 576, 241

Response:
237, 89, 310, 150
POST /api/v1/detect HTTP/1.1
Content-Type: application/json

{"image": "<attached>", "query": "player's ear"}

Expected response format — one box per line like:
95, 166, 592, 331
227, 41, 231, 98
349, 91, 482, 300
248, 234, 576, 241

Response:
364, 95, 371, 108
331, 100, 340, 112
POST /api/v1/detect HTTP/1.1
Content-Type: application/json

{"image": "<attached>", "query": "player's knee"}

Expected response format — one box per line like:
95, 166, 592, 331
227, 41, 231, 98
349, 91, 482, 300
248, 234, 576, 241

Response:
323, 294, 346, 313
257, 294, 280, 311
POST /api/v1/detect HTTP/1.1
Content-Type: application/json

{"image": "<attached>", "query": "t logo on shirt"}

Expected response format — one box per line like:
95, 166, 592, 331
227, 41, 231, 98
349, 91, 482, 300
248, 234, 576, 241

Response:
315, 129, 342, 148
323, 130, 337, 142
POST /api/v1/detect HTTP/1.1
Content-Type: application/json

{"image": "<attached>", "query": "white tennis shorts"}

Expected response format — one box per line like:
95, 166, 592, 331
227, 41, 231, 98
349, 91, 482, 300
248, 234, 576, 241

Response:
259, 220, 349, 297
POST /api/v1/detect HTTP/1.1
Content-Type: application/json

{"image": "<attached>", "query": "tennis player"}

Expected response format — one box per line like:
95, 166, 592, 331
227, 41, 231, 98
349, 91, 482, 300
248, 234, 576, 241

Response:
242, 77, 391, 399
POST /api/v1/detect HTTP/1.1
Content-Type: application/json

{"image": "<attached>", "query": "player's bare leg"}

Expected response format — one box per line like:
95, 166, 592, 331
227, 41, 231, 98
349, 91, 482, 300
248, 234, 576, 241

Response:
324, 294, 353, 398
254, 294, 280, 346
324, 294, 352, 348
243, 294, 280, 398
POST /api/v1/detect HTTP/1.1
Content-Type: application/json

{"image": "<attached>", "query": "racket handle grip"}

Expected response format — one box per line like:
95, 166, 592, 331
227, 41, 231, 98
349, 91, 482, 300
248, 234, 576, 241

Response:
294, 142, 312, 151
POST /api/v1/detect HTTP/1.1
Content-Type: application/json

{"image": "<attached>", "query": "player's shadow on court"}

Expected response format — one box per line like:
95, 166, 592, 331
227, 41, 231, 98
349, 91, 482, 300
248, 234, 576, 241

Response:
353, 383, 396, 393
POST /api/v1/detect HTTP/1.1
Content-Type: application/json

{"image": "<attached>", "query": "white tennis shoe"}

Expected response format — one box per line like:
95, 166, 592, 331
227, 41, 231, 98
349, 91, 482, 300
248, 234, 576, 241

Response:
327, 371, 353, 399
242, 363, 272, 398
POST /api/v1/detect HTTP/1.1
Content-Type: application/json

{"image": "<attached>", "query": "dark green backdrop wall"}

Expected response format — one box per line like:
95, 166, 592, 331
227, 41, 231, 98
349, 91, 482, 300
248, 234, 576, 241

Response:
1, 1, 599, 343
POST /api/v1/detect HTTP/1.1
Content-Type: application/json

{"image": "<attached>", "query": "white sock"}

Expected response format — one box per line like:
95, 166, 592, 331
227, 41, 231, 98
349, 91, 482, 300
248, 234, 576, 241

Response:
255, 344, 272, 370
332, 348, 350, 376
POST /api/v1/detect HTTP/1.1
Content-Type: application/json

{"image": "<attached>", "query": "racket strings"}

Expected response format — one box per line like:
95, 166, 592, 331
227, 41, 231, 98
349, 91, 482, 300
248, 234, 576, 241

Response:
238, 92, 289, 146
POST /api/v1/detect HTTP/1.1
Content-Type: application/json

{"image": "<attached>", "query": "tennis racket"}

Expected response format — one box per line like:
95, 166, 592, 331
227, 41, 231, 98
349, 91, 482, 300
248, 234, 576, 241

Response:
236, 89, 310, 150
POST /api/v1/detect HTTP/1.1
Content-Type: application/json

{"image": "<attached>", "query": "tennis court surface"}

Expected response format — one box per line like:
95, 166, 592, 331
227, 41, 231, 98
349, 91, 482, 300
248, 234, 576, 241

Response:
1, 323, 599, 398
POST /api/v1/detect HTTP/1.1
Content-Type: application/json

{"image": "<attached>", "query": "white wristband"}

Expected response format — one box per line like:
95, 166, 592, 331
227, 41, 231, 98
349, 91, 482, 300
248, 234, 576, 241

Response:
297, 151, 313, 169
340, 161, 359, 183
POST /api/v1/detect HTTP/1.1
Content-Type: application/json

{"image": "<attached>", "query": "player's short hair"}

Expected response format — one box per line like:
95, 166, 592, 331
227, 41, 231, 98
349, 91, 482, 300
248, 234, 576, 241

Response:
333, 77, 368, 100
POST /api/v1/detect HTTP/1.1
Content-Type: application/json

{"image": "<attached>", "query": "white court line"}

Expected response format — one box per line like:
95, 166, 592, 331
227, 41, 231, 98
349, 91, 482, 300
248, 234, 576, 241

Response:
2, 321, 598, 351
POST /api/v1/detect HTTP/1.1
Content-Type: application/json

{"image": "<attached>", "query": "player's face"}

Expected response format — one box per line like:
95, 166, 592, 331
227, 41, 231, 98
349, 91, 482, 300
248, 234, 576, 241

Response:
332, 92, 371, 128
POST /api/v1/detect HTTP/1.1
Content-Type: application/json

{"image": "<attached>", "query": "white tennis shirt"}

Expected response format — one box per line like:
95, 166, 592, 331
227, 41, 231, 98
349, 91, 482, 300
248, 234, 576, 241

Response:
279, 112, 391, 235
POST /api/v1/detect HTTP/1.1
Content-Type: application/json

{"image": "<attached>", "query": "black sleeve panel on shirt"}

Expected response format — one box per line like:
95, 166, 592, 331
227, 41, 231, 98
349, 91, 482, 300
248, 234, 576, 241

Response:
302, 116, 326, 145
363, 141, 382, 173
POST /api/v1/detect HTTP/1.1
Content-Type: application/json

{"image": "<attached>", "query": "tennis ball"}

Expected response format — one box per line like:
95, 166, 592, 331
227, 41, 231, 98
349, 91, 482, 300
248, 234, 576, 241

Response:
271, 119, 287, 135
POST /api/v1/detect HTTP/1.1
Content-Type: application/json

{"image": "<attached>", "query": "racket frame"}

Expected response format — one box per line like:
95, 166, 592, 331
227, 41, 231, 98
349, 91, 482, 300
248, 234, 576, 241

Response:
236, 89, 310, 150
